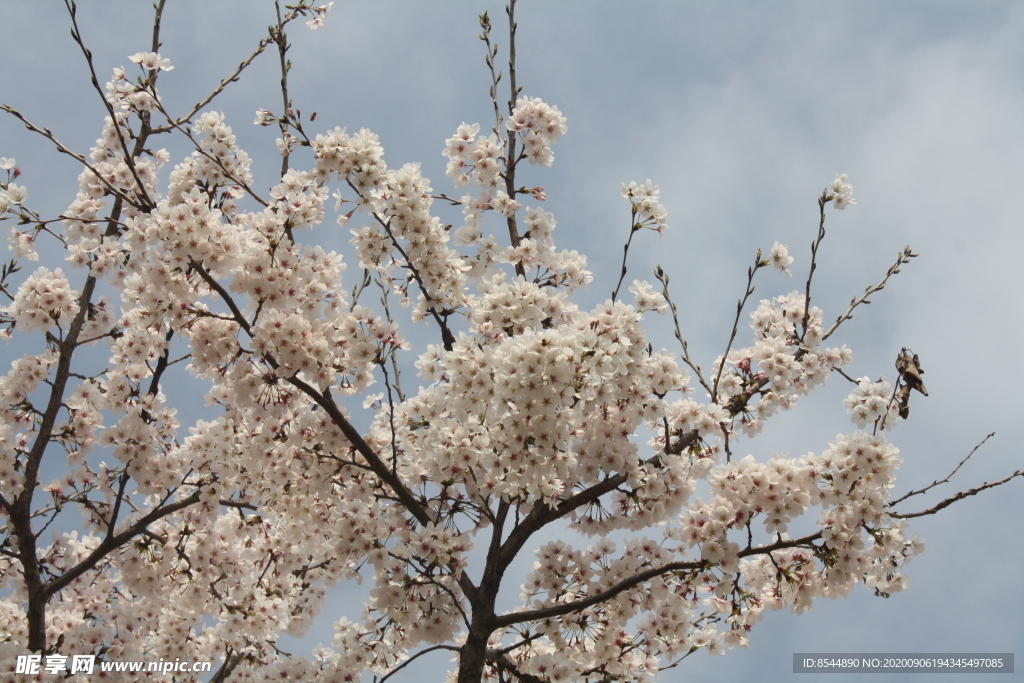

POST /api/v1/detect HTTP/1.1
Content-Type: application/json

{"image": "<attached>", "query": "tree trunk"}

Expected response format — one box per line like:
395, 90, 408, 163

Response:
456, 631, 490, 683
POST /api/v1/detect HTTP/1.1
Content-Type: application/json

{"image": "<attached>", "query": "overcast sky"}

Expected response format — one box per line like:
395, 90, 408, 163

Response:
2, 2, 1023, 682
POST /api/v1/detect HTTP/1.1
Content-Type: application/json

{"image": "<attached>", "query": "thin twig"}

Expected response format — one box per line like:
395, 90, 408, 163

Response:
799, 191, 827, 344
890, 469, 1023, 520
380, 362, 401, 474
0, 106, 145, 211
153, 100, 269, 207
274, 0, 292, 179
152, 6, 306, 132
888, 432, 996, 508
63, 0, 154, 211
711, 251, 765, 403
377, 273, 406, 402
610, 208, 638, 303
655, 265, 712, 395
873, 376, 902, 435
378, 644, 461, 683
478, 11, 505, 140
833, 367, 861, 385
358, 184, 455, 350
821, 246, 917, 342
502, 0, 525, 277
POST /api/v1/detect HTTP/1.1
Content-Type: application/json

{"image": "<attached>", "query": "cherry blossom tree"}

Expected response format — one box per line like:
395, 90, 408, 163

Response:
1, 2, 1020, 682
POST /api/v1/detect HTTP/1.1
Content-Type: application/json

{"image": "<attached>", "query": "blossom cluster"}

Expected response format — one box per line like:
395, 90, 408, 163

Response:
621, 180, 668, 233
1, 158, 36, 260
769, 241, 794, 276
843, 376, 900, 429
3, 267, 79, 334
829, 173, 856, 209
311, 126, 385, 196
711, 291, 853, 438
506, 96, 568, 167
443, 122, 504, 190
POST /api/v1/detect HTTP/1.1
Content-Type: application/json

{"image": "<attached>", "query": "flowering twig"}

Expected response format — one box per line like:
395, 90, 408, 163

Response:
152, 99, 270, 207
360, 186, 456, 350
833, 366, 862, 385
376, 272, 406, 403
873, 377, 903, 435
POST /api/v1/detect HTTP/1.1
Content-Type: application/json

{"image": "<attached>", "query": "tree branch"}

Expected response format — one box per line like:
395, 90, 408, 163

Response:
63, 0, 154, 211
712, 251, 765, 403
890, 470, 1023, 520
0, 105, 146, 212
379, 644, 462, 683
799, 191, 827, 344
494, 530, 826, 628
655, 265, 712, 395
43, 490, 202, 597
152, 15, 296, 133
488, 652, 547, 683
821, 246, 917, 342
888, 432, 995, 507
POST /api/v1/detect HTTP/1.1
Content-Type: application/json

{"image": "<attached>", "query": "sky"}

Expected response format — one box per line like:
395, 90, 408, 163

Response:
2, 1, 1023, 682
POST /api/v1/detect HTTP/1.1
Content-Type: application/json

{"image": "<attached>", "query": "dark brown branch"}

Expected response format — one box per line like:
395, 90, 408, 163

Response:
13, 267, 100, 650
219, 499, 258, 511
497, 431, 699, 572
209, 649, 246, 683
189, 259, 254, 335
188, 259, 442, 543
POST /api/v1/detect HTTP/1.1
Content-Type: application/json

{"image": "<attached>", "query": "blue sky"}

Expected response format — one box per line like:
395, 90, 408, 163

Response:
2, 2, 1022, 681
